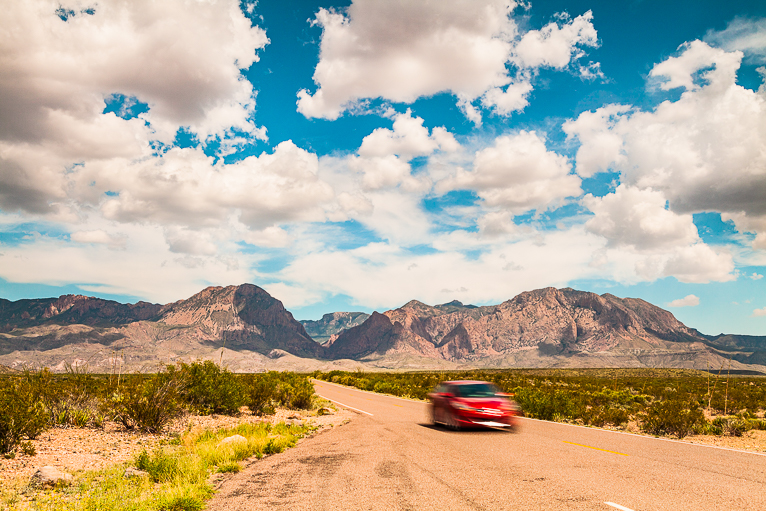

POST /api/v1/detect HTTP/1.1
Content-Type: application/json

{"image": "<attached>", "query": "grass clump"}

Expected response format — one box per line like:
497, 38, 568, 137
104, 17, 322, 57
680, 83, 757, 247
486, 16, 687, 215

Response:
2, 421, 311, 511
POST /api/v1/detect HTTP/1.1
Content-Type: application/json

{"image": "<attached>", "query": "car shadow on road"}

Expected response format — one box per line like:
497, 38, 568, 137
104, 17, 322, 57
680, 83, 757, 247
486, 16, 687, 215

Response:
416, 423, 517, 434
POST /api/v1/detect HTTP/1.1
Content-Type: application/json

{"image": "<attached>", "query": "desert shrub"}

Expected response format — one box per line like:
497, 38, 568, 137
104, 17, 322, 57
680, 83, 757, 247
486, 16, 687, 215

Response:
171, 360, 245, 416
274, 373, 315, 409
583, 406, 630, 427
0, 377, 48, 454
112, 372, 182, 433
241, 374, 276, 415
513, 387, 583, 421
241, 372, 315, 414
641, 398, 705, 438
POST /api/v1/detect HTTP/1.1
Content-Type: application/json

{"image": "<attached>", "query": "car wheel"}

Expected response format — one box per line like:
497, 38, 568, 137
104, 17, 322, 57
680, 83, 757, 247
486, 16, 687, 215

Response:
446, 410, 461, 431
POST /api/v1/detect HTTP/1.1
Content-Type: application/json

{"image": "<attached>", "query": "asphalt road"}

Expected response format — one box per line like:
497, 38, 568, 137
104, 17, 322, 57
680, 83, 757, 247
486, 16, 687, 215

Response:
207, 380, 766, 511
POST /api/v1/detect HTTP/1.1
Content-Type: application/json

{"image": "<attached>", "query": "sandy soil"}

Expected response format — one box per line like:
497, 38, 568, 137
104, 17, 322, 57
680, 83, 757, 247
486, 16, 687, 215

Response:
0, 406, 354, 488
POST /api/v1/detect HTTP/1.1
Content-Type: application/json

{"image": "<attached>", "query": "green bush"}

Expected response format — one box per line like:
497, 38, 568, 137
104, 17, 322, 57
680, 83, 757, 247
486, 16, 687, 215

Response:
112, 372, 182, 433
172, 361, 245, 416
0, 378, 48, 454
641, 398, 705, 438
241, 374, 276, 415
241, 372, 316, 414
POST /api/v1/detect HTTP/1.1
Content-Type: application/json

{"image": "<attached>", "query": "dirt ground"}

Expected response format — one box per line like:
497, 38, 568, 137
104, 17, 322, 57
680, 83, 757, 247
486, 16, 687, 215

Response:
0, 406, 354, 488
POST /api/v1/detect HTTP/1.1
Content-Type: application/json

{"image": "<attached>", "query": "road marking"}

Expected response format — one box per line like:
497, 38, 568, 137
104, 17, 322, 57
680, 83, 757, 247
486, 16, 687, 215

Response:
317, 394, 374, 416
563, 441, 629, 456
605, 502, 634, 511
518, 416, 766, 457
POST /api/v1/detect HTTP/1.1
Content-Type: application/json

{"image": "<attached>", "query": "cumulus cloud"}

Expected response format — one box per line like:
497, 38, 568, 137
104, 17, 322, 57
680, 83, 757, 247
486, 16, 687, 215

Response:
358, 110, 458, 159
667, 294, 700, 308
583, 185, 699, 251
512, 11, 598, 69
565, 41, 766, 250
705, 17, 766, 64
297, 0, 599, 122
85, 141, 334, 232
753, 307, 766, 317
438, 131, 581, 214
0, 0, 269, 217
349, 110, 457, 192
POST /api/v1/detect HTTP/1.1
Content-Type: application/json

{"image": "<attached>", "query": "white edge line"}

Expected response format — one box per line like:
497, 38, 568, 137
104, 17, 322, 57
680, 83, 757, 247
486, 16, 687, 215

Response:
316, 394, 374, 416
313, 379, 766, 458
605, 502, 634, 511
519, 416, 766, 458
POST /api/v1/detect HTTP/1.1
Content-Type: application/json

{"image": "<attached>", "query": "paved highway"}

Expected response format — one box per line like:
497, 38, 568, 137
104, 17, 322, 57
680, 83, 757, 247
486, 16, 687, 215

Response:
208, 379, 766, 510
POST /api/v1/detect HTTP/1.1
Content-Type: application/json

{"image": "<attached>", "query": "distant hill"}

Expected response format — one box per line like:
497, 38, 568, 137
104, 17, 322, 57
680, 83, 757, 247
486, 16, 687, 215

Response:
300, 312, 371, 345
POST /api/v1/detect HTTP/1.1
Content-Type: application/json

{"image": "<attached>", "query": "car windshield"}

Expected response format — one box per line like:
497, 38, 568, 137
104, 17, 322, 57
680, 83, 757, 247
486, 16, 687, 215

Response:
453, 383, 498, 398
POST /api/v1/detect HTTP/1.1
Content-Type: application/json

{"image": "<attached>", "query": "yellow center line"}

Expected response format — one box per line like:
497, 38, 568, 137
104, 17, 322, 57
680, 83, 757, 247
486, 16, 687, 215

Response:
563, 441, 629, 456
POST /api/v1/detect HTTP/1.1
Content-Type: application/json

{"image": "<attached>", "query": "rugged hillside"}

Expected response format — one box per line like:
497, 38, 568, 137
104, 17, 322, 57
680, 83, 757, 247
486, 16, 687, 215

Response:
157, 284, 322, 357
1, 285, 763, 373
0, 284, 323, 371
326, 287, 762, 371
0, 295, 161, 331
300, 312, 370, 344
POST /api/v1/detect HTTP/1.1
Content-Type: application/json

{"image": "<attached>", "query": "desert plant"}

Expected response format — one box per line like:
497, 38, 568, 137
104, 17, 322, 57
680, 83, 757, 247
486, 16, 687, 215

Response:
172, 360, 245, 416
641, 398, 705, 438
112, 372, 182, 433
242, 373, 276, 415
0, 378, 48, 454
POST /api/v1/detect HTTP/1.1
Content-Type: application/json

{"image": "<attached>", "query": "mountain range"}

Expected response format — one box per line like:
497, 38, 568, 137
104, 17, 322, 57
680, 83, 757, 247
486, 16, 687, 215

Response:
1, 284, 764, 373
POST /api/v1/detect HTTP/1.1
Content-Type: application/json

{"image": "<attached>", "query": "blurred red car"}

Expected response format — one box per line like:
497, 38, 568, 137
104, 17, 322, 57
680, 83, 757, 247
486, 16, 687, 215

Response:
428, 380, 520, 430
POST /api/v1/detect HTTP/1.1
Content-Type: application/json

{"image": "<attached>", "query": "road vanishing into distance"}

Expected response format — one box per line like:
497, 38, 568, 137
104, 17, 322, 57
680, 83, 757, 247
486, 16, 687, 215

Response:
208, 380, 766, 511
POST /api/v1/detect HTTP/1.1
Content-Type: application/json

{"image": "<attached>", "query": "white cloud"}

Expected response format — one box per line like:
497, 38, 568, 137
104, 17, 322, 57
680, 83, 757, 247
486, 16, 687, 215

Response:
565, 41, 766, 250
658, 244, 735, 283
512, 11, 598, 69
70, 229, 126, 249
750, 272, 764, 280
705, 17, 766, 64
358, 110, 458, 159
0, 0, 269, 217
277, 226, 608, 309
297, 0, 598, 122
753, 306, 766, 317
583, 185, 699, 251
81, 141, 334, 231
438, 131, 581, 214
0, 225, 253, 303
667, 294, 700, 308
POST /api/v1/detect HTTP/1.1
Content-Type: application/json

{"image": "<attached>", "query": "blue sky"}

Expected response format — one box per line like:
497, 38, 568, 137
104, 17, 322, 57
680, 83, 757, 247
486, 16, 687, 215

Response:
1, 0, 766, 335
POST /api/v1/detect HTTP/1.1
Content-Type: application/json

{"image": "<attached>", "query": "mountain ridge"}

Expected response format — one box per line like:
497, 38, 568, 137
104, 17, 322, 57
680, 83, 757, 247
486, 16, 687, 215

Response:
0, 284, 764, 373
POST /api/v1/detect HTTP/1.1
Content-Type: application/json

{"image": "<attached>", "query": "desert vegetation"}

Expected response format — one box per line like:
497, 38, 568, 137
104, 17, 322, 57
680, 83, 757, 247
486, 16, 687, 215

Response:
0, 362, 323, 510
313, 368, 766, 439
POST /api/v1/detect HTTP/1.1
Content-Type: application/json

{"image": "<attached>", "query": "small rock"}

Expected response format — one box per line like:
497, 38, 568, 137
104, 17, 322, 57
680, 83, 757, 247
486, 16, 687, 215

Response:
29, 466, 73, 488
124, 467, 149, 478
287, 415, 300, 420
218, 434, 247, 446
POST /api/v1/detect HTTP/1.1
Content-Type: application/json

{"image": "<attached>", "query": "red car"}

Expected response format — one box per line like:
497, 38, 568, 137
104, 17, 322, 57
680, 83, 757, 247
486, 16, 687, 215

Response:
428, 380, 520, 430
